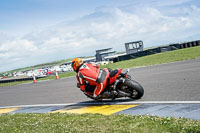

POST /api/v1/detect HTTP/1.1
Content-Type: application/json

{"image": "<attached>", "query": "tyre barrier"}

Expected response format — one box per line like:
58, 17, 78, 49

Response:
113, 40, 200, 62
180, 40, 200, 48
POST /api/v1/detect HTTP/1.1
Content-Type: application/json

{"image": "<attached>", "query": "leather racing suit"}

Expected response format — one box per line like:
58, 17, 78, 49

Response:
76, 63, 109, 98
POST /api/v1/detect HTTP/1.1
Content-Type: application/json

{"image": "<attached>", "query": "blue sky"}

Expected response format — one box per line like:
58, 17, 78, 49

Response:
0, 0, 105, 34
0, 0, 128, 35
0, 0, 200, 72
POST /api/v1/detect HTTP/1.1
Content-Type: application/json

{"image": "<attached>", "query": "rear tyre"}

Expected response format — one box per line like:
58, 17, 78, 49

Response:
121, 79, 144, 99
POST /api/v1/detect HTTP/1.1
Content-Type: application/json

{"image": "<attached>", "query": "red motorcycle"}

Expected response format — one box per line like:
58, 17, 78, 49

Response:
82, 69, 144, 100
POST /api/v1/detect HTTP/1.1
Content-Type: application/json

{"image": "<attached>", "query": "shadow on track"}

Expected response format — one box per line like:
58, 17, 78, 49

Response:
75, 98, 139, 106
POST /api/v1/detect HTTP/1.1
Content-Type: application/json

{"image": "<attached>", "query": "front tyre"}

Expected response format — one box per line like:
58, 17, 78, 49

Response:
121, 79, 144, 99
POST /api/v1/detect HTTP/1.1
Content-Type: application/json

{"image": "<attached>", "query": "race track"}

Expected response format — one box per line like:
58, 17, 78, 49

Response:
0, 59, 200, 107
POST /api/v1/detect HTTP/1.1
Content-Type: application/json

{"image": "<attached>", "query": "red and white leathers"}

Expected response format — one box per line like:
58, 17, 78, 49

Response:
76, 63, 110, 98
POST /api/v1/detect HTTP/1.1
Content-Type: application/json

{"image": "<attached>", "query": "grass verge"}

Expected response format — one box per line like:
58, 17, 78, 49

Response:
1, 46, 200, 87
101, 46, 200, 69
0, 113, 200, 133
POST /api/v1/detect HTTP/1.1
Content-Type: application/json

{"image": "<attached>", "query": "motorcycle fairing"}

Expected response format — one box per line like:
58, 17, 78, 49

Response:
109, 69, 122, 85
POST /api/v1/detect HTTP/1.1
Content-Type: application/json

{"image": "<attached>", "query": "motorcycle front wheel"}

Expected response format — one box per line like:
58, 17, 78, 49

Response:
119, 79, 144, 99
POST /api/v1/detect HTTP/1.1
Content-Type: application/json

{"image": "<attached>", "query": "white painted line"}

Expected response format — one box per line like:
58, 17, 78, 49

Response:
115, 101, 200, 104
1, 101, 200, 109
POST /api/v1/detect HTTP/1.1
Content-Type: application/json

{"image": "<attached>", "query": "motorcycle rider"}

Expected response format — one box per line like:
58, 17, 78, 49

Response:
71, 58, 110, 99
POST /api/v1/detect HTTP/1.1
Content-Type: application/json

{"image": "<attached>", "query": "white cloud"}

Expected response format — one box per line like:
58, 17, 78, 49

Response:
0, 39, 38, 59
0, 0, 200, 72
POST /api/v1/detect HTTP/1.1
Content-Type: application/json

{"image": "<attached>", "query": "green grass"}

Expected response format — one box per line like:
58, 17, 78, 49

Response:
0, 80, 32, 87
0, 113, 200, 133
101, 46, 200, 69
1, 46, 200, 87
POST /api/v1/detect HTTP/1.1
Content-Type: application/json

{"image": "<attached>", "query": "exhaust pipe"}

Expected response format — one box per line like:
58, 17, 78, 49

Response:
117, 90, 131, 97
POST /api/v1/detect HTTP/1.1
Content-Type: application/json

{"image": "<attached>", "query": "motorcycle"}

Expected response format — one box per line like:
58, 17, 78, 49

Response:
81, 68, 144, 100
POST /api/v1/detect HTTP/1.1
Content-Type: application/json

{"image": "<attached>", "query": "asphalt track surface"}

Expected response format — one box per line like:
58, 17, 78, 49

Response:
0, 59, 200, 107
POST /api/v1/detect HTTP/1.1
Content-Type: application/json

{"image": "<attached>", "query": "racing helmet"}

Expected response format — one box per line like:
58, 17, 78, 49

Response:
72, 58, 83, 72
